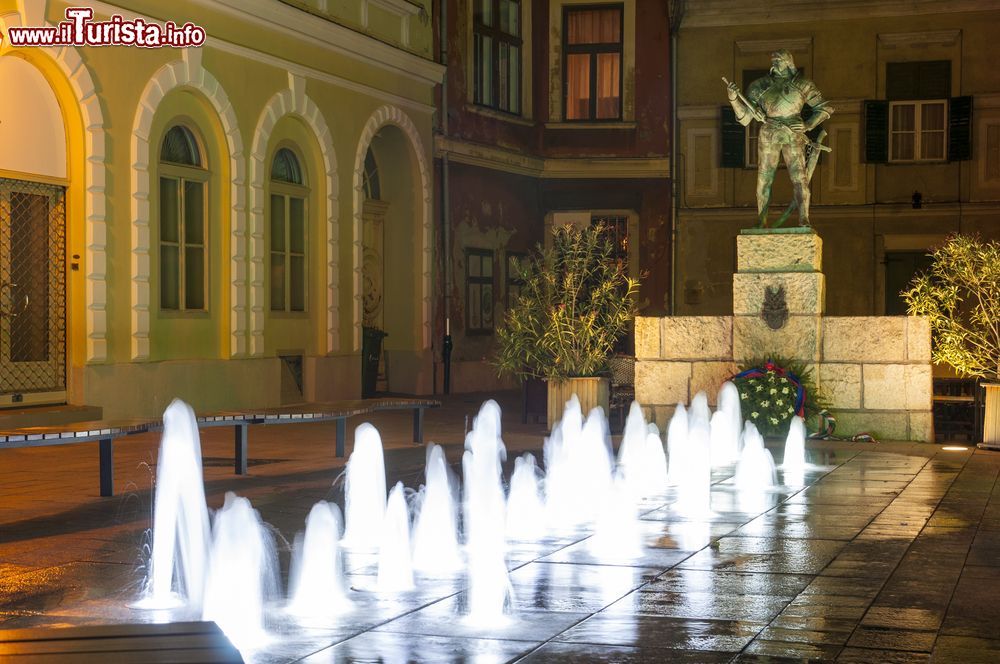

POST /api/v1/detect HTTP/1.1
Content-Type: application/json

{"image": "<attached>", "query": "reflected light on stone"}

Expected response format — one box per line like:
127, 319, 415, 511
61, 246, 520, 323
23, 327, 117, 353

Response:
942, 446, 969, 451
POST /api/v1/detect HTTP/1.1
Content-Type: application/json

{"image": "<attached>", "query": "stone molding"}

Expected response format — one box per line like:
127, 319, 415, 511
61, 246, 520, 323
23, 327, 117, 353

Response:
353, 104, 432, 351
130, 50, 246, 361
878, 30, 962, 48
2, 3, 108, 363
249, 76, 340, 356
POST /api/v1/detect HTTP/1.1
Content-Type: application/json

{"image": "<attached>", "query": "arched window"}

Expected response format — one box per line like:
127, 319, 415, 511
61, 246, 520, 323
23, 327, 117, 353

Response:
362, 147, 380, 201
269, 146, 308, 312
159, 124, 207, 310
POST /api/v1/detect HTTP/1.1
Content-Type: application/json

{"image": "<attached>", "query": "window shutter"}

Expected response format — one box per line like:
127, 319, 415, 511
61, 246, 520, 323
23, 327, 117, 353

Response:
863, 100, 889, 163
918, 61, 951, 99
887, 61, 950, 100
720, 106, 746, 168
948, 96, 972, 161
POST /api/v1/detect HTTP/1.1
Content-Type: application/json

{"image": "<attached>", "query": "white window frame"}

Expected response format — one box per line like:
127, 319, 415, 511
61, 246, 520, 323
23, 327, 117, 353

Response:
158, 124, 209, 313
889, 99, 948, 163
268, 146, 309, 314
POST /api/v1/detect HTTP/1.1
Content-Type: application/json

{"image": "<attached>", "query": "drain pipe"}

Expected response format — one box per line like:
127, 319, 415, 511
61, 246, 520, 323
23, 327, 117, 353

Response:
668, 1, 685, 315
440, 0, 453, 394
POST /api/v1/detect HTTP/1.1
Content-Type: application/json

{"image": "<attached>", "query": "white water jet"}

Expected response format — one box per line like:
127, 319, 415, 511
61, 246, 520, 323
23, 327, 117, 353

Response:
589, 470, 643, 558
735, 422, 778, 490
733, 422, 778, 516
718, 381, 743, 457
689, 391, 712, 432
645, 423, 669, 494
781, 416, 807, 487
341, 423, 387, 550
288, 501, 350, 619
202, 492, 279, 649
665, 403, 689, 486
674, 416, 712, 516
139, 399, 211, 610
544, 398, 614, 531
783, 416, 807, 469
412, 444, 463, 575
506, 453, 546, 542
376, 482, 415, 592
462, 400, 511, 624
710, 383, 743, 469
618, 403, 668, 500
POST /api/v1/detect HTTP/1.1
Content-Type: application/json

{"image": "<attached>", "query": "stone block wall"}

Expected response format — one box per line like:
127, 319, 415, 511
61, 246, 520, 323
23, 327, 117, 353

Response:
635, 230, 934, 441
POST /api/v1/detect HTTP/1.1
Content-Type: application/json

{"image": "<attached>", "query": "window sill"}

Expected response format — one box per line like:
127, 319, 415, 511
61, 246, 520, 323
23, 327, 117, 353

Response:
269, 311, 310, 319
157, 309, 210, 319
465, 104, 534, 127
885, 159, 950, 165
545, 121, 636, 130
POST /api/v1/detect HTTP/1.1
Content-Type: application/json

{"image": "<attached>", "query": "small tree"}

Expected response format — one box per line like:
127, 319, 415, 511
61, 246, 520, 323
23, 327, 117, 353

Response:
903, 234, 1000, 379
494, 223, 640, 382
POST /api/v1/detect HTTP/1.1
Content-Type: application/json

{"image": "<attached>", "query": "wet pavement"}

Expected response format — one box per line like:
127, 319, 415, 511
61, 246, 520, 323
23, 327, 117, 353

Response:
1, 390, 999, 662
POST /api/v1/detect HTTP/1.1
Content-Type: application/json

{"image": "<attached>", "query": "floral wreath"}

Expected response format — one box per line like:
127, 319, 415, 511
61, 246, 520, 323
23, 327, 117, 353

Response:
730, 359, 807, 434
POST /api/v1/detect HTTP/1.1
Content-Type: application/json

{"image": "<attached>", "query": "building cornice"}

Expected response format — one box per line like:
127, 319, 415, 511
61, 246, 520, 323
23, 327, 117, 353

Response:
435, 137, 671, 179
99, 0, 444, 86
878, 30, 961, 48
682, 0, 1000, 28
88, 1, 437, 114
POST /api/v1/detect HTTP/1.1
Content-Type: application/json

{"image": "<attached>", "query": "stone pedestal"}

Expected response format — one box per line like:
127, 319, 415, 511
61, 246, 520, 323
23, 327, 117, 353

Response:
732, 228, 824, 364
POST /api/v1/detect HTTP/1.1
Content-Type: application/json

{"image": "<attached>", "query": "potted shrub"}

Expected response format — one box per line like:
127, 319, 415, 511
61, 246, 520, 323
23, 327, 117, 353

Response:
494, 223, 640, 426
903, 234, 1000, 446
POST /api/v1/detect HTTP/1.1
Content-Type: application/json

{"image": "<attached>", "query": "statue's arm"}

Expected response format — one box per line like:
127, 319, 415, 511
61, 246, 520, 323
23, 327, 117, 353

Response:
803, 81, 833, 131
726, 83, 755, 127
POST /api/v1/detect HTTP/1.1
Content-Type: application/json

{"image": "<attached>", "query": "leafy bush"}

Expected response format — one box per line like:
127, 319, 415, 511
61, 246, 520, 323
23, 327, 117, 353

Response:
903, 234, 1000, 379
732, 357, 826, 437
494, 223, 640, 382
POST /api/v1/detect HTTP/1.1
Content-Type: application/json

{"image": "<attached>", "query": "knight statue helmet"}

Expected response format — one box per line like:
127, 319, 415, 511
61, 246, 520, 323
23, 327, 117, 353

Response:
770, 49, 796, 76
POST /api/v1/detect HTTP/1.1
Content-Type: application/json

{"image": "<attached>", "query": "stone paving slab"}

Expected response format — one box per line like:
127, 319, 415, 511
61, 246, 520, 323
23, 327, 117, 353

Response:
1, 390, 1000, 662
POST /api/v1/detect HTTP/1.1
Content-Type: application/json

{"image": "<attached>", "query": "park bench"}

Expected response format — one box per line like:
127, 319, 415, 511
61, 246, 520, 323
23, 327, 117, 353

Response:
0, 620, 243, 662
0, 397, 440, 497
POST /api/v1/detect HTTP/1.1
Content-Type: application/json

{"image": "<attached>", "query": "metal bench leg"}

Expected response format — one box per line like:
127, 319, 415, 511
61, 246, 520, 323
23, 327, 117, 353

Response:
336, 418, 346, 458
99, 437, 113, 497
234, 424, 248, 475
413, 408, 425, 446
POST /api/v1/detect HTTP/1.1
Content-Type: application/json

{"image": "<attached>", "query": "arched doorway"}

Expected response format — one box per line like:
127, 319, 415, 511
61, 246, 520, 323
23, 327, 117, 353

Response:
0, 56, 68, 406
361, 146, 388, 396
358, 122, 424, 396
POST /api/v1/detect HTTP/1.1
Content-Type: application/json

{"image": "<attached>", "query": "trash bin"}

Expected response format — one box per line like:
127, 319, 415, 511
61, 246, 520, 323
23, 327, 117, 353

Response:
361, 326, 387, 398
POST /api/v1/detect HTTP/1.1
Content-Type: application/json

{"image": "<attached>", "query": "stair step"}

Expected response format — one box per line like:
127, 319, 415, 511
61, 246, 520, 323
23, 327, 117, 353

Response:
0, 404, 104, 430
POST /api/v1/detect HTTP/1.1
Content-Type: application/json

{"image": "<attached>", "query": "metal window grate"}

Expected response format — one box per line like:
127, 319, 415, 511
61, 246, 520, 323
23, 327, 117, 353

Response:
0, 177, 66, 395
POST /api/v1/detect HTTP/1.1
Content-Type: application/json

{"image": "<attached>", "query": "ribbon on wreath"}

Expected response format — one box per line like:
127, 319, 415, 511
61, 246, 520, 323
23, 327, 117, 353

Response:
731, 359, 806, 417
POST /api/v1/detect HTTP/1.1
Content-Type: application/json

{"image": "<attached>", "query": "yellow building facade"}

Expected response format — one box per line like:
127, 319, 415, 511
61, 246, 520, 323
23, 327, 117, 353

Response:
0, 0, 442, 417
674, 1, 1000, 332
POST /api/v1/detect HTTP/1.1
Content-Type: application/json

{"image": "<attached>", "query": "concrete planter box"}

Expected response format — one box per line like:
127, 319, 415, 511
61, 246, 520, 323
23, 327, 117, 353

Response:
981, 382, 1000, 449
547, 377, 610, 429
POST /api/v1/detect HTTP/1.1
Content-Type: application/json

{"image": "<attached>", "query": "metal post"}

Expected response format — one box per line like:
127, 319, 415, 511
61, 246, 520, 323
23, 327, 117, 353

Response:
336, 417, 346, 457
413, 407, 425, 445
99, 437, 113, 497
234, 424, 248, 475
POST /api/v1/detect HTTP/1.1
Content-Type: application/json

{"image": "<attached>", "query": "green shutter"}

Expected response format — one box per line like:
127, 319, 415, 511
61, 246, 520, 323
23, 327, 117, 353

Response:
887, 61, 950, 100
886, 62, 918, 100
720, 106, 745, 168
949, 96, 972, 161
863, 100, 889, 163
919, 61, 951, 99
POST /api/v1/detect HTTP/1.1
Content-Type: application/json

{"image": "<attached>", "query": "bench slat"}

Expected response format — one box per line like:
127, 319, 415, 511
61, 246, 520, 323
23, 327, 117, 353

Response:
5, 647, 243, 663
